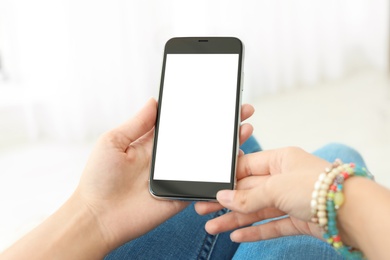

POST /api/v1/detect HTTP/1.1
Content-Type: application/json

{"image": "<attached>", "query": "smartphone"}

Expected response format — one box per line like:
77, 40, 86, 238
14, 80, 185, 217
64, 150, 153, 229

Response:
149, 37, 244, 200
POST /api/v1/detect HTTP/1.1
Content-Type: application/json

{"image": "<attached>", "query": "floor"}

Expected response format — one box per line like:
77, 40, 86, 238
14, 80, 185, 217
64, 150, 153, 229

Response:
0, 69, 389, 252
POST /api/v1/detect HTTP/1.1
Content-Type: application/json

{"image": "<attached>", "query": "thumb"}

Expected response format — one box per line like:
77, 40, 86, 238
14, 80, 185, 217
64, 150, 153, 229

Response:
114, 98, 157, 150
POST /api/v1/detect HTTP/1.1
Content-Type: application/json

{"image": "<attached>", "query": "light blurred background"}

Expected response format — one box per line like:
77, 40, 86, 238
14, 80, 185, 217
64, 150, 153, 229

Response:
0, 0, 389, 252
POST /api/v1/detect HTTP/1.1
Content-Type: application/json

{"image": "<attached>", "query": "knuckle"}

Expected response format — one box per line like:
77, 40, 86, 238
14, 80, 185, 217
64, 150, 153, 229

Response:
236, 192, 252, 214
99, 130, 118, 143
243, 157, 253, 177
100, 129, 129, 147
281, 146, 305, 157
281, 146, 295, 153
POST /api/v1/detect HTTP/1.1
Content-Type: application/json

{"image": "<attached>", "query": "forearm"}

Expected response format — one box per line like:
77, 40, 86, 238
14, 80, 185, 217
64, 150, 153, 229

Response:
338, 177, 390, 260
0, 193, 110, 260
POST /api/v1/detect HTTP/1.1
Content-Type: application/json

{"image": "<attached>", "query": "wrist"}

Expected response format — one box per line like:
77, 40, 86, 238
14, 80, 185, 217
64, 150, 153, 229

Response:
71, 189, 130, 255
52, 192, 112, 259
337, 177, 374, 249
1, 191, 111, 260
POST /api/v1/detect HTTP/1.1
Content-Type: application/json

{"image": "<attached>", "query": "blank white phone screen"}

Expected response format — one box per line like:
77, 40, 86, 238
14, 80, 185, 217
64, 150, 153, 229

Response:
154, 54, 240, 182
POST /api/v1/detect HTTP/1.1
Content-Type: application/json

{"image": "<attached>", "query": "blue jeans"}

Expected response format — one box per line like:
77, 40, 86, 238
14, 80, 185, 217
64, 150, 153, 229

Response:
106, 136, 366, 259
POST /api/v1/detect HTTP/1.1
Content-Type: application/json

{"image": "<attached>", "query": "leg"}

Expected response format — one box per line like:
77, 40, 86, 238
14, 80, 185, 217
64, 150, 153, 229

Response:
240, 135, 262, 154
233, 235, 344, 260
105, 203, 234, 259
312, 142, 367, 168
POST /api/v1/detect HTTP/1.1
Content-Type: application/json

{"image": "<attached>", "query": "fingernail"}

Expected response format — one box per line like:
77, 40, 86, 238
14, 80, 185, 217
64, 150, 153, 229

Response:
230, 233, 237, 243
217, 190, 234, 203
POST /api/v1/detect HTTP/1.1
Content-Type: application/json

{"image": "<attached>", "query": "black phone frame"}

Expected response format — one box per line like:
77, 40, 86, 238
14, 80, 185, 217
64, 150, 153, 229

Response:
149, 37, 244, 201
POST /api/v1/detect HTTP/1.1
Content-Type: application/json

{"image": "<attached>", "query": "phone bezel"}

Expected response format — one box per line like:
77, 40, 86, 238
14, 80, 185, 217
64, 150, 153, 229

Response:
149, 37, 244, 201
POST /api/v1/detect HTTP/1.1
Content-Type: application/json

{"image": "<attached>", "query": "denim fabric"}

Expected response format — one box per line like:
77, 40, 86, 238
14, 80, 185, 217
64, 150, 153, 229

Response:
233, 235, 343, 260
312, 142, 367, 169
240, 135, 261, 154
105, 139, 366, 259
105, 204, 233, 260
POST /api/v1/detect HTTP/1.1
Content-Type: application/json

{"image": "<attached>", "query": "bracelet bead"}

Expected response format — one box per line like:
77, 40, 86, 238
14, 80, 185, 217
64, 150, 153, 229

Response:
311, 160, 373, 259
310, 160, 342, 225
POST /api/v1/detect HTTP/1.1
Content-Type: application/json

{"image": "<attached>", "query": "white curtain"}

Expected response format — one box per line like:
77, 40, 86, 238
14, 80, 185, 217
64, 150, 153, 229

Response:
0, 0, 388, 143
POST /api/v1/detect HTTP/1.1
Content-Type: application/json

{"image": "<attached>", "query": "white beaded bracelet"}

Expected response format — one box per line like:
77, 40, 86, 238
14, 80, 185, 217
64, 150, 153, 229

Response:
310, 159, 342, 227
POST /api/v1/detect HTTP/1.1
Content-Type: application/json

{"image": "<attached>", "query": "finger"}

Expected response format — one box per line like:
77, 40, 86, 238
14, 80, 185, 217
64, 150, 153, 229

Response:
194, 201, 224, 215
236, 175, 267, 190
236, 147, 331, 180
217, 186, 272, 214
241, 104, 255, 122
194, 176, 260, 216
239, 123, 253, 146
230, 216, 303, 242
236, 150, 281, 180
113, 98, 157, 151
205, 207, 285, 235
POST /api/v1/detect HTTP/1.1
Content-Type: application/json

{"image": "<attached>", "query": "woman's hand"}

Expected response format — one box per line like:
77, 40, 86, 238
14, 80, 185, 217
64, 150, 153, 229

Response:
195, 147, 332, 242
76, 98, 256, 250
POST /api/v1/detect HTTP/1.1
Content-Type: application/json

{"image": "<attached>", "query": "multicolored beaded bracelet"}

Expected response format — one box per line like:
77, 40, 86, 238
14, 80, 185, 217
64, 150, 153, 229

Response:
319, 162, 373, 259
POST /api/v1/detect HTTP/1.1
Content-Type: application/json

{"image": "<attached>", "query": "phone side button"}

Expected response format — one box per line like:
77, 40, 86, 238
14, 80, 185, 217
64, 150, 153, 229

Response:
241, 72, 244, 91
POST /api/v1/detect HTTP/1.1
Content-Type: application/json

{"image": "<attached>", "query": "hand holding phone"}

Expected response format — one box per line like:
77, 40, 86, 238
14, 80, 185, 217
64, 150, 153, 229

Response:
149, 37, 244, 200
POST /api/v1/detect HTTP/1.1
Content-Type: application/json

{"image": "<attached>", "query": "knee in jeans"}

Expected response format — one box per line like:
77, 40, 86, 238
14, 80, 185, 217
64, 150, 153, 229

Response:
323, 142, 361, 156
315, 142, 366, 167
